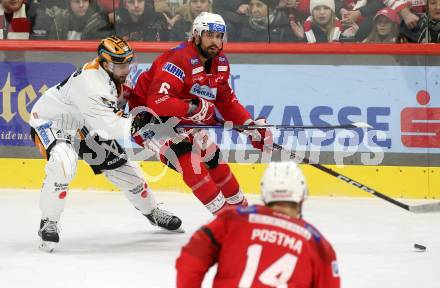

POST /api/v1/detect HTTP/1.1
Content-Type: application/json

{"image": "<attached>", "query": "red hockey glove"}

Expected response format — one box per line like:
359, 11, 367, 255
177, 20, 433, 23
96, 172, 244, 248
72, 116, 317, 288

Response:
182, 98, 216, 125
245, 118, 273, 151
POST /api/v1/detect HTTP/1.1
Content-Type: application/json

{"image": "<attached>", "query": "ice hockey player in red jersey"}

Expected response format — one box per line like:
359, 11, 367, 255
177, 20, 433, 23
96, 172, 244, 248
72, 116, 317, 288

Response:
175, 161, 340, 288
130, 12, 273, 214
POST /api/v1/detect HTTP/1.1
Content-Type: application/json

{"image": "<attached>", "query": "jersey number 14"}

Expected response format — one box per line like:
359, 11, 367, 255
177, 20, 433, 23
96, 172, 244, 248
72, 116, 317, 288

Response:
238, 244, 298, 287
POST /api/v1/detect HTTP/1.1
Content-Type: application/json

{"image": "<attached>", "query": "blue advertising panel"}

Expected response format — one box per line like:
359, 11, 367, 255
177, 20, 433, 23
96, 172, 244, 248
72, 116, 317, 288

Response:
2, 61, 439, 156
0, 62, 75, 146
133, 63, 439, 154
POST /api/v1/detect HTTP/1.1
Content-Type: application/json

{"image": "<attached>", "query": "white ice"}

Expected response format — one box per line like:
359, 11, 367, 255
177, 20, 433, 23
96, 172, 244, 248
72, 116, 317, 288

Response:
0, 190, 439, 288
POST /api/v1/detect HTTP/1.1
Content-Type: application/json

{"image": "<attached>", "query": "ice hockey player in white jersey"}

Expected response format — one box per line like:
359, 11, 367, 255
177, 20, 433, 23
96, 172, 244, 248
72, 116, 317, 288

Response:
29, 36, 183, 252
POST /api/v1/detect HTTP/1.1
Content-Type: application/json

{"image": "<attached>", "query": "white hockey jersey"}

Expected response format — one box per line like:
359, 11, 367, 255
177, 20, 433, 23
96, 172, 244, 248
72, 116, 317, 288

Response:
29, 58, 132, 140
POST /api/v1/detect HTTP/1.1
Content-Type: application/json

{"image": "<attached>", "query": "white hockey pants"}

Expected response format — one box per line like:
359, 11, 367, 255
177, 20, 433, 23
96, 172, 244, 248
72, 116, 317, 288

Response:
40, 142, 157, 221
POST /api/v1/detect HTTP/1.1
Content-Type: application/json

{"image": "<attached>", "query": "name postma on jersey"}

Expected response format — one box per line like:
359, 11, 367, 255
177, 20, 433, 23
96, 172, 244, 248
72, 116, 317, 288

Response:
162, 62, 185, 82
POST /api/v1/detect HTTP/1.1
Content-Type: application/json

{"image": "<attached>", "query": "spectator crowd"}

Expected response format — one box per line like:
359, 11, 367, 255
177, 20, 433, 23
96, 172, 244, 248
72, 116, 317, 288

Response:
1, 0, 439, 43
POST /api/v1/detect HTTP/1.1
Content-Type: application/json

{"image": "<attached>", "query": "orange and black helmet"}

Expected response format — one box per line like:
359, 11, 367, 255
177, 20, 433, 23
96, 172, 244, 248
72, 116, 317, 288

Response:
98, 36, 134, 64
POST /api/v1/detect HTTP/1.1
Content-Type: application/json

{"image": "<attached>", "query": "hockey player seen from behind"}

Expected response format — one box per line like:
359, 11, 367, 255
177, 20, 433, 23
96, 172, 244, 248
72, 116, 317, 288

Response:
176, 162, 340, 288
129, 12, 273, 215
29, 36, 182, 252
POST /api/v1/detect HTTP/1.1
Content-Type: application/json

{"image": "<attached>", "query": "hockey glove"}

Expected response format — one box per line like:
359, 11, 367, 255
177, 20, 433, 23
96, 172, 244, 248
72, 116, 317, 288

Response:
182, 98, 216, 125
245, 118, 273, 152
131, 111, 155, 146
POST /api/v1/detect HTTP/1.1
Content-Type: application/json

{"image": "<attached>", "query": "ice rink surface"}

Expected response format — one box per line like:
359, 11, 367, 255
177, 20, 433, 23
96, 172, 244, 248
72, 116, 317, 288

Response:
0, 189, 439, 288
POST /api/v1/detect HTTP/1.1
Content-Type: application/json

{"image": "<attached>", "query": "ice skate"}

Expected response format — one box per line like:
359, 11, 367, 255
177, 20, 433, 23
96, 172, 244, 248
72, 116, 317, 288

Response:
38, 219, 59, 252
145, 207, 184, 233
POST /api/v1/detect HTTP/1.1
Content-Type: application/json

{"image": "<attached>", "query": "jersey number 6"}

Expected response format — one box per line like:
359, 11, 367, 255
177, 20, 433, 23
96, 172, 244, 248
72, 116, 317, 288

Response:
159, 82, 170, 94
238, 244, 298, 287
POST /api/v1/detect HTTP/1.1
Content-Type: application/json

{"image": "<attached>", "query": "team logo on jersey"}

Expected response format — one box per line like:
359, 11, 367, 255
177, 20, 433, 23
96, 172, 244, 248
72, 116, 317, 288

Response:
190, 57, 200, 66
190, 83, 217, 100
162, 62, 185, 82
218, 56, 227, 63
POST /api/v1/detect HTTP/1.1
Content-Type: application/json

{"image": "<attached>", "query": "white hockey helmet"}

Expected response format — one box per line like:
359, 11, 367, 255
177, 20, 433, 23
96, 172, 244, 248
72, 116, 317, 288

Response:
261, 162, 308, 205
192, 12, 227, 38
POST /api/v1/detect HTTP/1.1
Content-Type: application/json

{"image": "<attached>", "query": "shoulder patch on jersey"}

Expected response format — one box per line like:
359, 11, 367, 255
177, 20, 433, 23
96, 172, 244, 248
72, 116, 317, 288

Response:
237, 205, 257, 214
305, 223, 322, 242
190, 57, 200, 66
218, 56, 227, 63
192, 66, 204, 75
189, 83, 217, 100
218, 65, 228, 72
162, 62, 185, 82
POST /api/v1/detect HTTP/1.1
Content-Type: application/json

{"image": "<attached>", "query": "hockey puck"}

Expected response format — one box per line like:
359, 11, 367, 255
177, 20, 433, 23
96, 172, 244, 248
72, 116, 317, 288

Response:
414, 243, 426, 251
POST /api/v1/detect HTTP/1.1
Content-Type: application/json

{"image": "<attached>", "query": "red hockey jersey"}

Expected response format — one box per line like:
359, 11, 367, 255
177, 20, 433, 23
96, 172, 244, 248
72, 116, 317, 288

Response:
176, 205, 340, 288
132, 42, 251, 125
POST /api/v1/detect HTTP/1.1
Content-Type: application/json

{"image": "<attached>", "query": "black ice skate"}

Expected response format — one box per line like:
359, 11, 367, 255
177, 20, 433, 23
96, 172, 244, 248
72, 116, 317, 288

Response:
38, 218, 59, 252
145, 208, 183, 233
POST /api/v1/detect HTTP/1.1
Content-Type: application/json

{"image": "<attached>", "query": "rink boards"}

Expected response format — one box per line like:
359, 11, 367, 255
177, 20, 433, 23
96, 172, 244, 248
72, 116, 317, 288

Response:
1, 158, 438, 199
1, 46, 440, 199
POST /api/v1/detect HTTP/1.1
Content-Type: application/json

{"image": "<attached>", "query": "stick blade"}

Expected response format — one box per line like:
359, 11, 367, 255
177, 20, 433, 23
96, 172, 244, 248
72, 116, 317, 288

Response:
409, 202, 440, 213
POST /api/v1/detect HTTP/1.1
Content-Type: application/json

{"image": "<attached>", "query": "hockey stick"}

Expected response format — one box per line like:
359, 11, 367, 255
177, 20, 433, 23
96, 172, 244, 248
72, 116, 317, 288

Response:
177, 122, 371, 130
136, 117, 439, 213
272, 143, 440, 214
193, 119, 438, 213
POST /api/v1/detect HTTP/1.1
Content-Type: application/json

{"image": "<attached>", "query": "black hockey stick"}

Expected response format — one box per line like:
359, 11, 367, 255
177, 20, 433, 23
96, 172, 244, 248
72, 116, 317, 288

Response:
137, 117, 439, 213
178, 122, 371, 130
195, 120, 439, 213
272, 143, 440, 214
